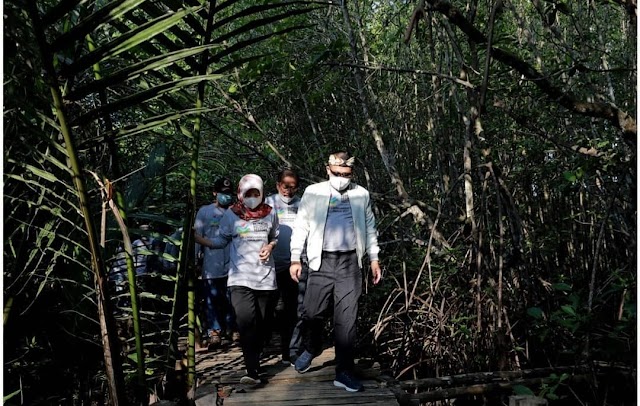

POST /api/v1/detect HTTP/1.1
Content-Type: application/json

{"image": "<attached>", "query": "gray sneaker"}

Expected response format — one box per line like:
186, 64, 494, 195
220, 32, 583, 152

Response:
240, 374, 261, 386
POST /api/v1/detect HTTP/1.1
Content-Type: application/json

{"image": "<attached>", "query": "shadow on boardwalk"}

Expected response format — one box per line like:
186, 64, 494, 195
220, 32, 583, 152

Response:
194, 340, 399, 405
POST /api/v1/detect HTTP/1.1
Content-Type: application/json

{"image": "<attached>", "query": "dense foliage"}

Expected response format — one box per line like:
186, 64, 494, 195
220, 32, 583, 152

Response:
4, 0, 635, 404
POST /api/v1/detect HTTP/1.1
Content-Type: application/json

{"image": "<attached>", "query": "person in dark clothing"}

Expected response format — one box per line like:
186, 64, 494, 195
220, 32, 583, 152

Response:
265, 168, 303, 365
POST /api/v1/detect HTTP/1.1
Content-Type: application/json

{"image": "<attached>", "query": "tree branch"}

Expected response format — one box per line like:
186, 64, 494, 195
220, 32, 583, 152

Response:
323, 61, 475, 88
423, 0, 636, 142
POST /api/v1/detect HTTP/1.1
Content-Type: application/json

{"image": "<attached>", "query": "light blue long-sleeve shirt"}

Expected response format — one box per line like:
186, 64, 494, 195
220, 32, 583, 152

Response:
194, 204, 230, 279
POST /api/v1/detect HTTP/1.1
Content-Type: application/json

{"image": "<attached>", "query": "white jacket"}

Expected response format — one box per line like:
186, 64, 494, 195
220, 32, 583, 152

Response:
290, 181, 380, 271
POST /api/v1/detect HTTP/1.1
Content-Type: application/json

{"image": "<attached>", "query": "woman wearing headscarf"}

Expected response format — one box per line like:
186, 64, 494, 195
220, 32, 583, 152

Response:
203, 174, 279, 385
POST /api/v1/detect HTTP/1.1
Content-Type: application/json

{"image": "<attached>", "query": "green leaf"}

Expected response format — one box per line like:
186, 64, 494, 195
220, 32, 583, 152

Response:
552, 282, 572, 291
228, 84, 238, 93
25, 164, 59, 182
527, 307, 544, 319
561, 305, 576, 316
513, 385, 535, 395
110, 108, 221, 139
563, 171, 576, 182
3, 388, 21, 402
35, 111, 62, 132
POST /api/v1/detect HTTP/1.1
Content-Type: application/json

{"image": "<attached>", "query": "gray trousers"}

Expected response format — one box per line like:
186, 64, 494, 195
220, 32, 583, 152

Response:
301, 250, 361, 373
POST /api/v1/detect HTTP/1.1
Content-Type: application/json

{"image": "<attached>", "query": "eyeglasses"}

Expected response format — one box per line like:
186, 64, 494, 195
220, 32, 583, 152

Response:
329, 169, 353, 178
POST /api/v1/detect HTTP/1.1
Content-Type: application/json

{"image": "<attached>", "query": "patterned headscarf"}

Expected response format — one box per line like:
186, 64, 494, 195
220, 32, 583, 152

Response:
328, 154, 355, 167
230, 174, 272, 220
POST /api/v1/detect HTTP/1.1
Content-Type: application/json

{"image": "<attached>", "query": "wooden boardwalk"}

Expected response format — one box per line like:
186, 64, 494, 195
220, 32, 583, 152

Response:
193, 341, 399, 405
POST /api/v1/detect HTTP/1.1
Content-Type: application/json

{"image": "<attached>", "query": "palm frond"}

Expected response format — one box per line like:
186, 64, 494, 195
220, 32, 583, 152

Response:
50, 0, 149, 51
59, 6, 202, 78
67, 44, 223, 101
73, 74, 224, 126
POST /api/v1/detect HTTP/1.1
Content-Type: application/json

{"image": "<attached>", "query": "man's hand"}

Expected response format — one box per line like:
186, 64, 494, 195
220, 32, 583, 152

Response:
290, 261, 302, 283
371, 260, 382, 285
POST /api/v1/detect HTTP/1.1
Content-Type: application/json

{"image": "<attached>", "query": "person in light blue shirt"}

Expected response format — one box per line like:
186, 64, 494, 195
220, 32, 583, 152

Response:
194, 176, 237, 346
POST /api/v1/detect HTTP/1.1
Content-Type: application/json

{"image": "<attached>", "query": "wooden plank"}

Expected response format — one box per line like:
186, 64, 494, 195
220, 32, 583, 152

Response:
226, 381, 385, 393
218, 366, 380, 385
225, 398, 397, 405
222, 379, 397, 405
194, 344, 399, 406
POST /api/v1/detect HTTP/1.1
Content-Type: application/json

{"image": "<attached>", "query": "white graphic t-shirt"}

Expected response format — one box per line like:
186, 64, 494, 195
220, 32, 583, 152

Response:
215, 209, 279, 290
265, 194, 300, 270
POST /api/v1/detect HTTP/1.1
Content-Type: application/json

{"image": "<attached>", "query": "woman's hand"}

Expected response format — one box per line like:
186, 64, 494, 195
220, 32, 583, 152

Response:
259, 242, 275, 262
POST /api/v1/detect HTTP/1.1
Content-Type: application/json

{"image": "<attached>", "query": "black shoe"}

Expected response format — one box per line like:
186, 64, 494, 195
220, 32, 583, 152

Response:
333, 371, 363, 392
294, 350, 313, 373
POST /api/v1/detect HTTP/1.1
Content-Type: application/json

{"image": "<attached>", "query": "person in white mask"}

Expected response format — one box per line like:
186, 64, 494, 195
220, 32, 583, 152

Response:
289, 151, 382, 393
265, 169, 303, 365
204, 174, 279, 386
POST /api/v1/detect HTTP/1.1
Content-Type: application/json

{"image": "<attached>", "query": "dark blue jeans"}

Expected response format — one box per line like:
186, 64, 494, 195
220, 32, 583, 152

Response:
202, 277, 235, 335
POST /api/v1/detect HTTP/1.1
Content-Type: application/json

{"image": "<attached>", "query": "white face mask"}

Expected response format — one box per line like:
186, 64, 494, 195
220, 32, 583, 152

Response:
244, 197, 261, 210
279, 193, 293, 204
329, 175, 351, 191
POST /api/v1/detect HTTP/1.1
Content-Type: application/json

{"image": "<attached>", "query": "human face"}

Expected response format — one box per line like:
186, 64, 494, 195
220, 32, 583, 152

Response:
244, 188, 261, 198
243, 188, 262, 210
276, 176, 298, 198
215, 192, 232, 207
326, 165, 353, 179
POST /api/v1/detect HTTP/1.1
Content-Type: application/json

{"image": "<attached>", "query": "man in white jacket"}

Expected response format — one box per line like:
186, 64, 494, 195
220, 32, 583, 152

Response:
289, 151, 382, 392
